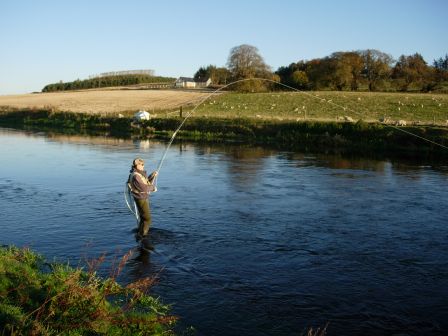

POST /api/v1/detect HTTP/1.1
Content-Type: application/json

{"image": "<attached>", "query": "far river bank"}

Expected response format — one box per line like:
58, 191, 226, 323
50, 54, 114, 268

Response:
1, 108, 447, 160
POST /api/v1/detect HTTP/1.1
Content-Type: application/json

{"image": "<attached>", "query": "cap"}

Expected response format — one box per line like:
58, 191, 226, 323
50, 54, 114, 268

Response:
133, 157, 145, 166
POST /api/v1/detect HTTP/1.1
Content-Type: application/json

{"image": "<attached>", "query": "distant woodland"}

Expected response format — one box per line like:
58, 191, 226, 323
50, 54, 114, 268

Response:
42, 75, 175, 92
42, 45, 448, 93
194, 45, 448, 93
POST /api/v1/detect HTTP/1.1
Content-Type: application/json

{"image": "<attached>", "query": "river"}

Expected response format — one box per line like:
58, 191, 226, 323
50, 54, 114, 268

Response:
0, 127, 447, 335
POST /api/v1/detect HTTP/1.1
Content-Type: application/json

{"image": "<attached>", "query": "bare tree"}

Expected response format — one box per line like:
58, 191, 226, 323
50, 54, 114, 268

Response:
227, 44, 273, 91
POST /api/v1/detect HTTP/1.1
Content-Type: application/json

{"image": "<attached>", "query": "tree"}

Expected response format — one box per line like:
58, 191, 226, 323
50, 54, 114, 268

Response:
194, 66, 209, 82
433, 54, 448, 85
276, 61, 308, 89
227, 44, 272, 91
213, 67, 232, 85
304, 57, 334, 90
276, 65, 294, 87
328, 53, 352, 90
433, 54, 448, 71
291, 70, 309, 89
344, 52, 364, 91
194, 65, 231, 85
392, 53, 431, 91
360, 49, 393, 91
328, 51, 368, 91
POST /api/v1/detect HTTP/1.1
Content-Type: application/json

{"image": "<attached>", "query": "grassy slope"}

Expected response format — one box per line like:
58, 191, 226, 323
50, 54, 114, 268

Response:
1, 90, 447, 156
193, 91, 448, 125
0, 89, 447, 125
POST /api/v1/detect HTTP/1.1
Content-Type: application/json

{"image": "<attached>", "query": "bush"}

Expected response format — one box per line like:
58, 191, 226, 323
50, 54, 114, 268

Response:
0, 246, 176, 335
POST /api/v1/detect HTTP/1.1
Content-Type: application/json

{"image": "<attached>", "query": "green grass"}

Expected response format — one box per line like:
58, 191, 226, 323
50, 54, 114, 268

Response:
0, 246, 177, 335
191, 91, 448, 125
1, 91, 448, 156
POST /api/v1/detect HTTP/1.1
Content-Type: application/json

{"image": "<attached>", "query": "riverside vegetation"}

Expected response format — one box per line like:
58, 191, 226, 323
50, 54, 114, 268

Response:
0, 246, 177, 335
1, 91, 447, 157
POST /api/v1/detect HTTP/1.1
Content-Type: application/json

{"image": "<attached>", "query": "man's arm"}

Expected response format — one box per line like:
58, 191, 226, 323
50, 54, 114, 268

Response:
148, 171, 158, 184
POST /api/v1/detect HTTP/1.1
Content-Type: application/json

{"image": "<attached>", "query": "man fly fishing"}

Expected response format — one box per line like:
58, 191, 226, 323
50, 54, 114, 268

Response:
127, 158, 158, 240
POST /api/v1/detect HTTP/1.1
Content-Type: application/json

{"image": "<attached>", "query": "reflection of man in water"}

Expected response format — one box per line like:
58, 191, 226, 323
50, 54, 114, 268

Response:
125, 245, 153, 281
128, 158, 158, 239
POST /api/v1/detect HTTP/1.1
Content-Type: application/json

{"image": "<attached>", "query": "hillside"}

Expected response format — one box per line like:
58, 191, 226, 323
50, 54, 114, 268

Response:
1, 89, 447, 126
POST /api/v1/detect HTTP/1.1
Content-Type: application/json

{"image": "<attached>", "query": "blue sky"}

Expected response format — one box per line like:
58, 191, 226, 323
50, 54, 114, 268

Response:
0, 0, 447, 95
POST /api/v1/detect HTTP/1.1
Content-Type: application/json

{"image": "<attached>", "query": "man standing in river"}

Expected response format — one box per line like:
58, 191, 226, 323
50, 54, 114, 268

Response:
128, 158, 158, 239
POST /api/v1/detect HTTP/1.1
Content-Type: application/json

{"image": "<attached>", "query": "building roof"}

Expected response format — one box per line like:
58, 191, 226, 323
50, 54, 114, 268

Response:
177, 77, 195, 82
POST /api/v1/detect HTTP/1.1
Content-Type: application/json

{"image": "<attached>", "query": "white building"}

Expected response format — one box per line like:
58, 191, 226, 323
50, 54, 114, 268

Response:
175, 77, 212, 88
175, 77, 196, 88
196, 78, 212, 87
134, 110, 151, 121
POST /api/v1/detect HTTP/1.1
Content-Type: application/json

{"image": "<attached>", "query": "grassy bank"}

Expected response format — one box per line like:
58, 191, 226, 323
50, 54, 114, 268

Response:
1, 90, 447, 123
0, 246, 176, 335
194, 91, 448, 125
1, 108, 447, 158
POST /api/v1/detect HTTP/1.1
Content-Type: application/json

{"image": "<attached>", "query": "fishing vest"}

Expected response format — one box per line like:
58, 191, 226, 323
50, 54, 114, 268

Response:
127, 171, 157, 196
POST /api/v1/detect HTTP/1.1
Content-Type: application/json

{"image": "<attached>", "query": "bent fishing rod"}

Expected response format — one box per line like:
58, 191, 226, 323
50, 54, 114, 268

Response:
125, 77, 448, 218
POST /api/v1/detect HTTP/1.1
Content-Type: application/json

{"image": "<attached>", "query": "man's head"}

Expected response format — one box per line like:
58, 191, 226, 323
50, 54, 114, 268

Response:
133, 157, 145, 169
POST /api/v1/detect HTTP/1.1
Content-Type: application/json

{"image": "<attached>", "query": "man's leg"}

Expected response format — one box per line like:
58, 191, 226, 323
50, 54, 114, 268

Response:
135, 198, 151, 236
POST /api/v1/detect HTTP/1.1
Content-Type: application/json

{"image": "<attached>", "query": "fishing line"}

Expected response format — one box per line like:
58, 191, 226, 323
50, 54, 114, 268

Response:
154, 77, 448, 183
125, 77, 447, 217
153, 78, 302, 178
124, 92, 213, 220
124, 183, 139, 222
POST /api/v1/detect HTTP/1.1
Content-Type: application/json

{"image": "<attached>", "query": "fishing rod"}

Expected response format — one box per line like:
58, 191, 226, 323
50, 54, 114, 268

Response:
125, 77, 448, 217
153, 77, 448, 182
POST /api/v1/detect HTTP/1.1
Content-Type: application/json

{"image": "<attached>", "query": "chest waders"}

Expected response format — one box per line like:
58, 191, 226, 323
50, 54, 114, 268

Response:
124, 172, 157, 224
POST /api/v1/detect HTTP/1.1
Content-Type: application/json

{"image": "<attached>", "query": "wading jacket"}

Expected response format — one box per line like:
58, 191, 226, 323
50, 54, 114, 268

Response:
128, 168, 157, 200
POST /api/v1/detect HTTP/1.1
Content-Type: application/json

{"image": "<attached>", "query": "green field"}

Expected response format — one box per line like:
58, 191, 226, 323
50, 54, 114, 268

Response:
1, 90, 448, 156
189, 91, 448, 126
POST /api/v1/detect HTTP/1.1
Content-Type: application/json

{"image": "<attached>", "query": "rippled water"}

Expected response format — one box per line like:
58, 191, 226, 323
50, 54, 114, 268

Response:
1, 128, 447, 335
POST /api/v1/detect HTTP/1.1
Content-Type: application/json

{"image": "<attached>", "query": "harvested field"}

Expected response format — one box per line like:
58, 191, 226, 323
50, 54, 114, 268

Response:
0, 89, 213, 115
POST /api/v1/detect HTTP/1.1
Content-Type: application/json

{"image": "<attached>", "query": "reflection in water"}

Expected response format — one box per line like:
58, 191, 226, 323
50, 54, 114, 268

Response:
126, 245, 153, 280
1, 128, 448, 336
223, 147, 276, 189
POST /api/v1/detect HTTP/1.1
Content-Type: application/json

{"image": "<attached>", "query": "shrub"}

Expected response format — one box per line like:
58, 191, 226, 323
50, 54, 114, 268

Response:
0, 246, 176, 335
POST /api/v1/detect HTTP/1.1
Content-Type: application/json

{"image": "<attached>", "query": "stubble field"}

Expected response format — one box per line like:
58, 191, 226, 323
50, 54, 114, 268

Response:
1, 88, 447, 125
0, 89, 211, 115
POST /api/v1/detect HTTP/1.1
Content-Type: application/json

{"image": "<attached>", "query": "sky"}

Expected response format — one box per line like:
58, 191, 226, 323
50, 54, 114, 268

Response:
0, 0, 447, 95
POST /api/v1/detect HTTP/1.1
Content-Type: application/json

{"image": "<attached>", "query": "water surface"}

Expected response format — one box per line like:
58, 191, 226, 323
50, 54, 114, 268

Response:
0, 128, 447, 335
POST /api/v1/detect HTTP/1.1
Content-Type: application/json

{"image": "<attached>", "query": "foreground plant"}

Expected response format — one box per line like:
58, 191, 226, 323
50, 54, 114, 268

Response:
0, 246, 176, 335
304, 323, 328, 336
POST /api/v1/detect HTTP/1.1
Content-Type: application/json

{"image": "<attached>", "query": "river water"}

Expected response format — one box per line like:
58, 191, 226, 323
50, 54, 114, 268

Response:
0, 127, 447, 335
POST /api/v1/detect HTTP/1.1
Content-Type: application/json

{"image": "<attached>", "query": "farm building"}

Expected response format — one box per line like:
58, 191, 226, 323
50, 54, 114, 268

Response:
196, 78, 212, 87
175, 77, 211, 88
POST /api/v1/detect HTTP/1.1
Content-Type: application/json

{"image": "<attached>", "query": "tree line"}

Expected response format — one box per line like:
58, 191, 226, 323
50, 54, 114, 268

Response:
194, 45, 448, 92
41, 45, 447, 93
42, 74, 175, 92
